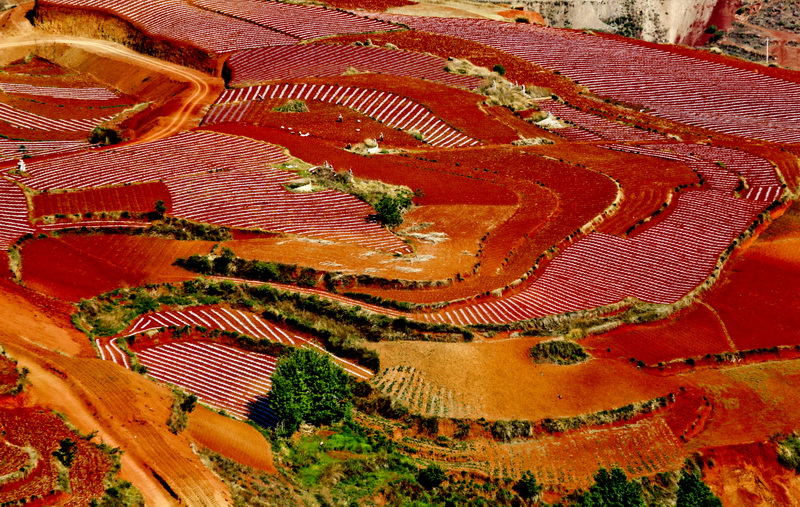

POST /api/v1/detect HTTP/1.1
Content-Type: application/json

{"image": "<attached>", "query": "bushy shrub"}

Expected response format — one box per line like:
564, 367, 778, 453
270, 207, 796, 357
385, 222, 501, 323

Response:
777, 433, 800, 472
529, 339, 588, 365
417, 464, 446, 489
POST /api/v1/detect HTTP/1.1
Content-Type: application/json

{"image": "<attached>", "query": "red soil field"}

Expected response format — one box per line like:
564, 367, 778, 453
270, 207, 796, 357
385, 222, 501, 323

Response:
586, 303, 734, 365
0, 407, 112, 505
699, 442, 800, 506
188, 406, 277, 473
0, 122, 88, 141
290, 74, 525, 145
22, 235, 214, 301
206, 98, 427, 148
2, 56, 70, 76
703, 240, 800, 350
33, 182, 171, 217
321, 0, 415, 10
1, 94, 132, 119
0, 354, 19, 396
223, 203, 516, 282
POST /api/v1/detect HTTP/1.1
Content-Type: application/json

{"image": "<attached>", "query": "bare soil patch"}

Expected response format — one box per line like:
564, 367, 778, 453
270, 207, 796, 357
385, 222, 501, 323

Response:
369, 336, 682, 420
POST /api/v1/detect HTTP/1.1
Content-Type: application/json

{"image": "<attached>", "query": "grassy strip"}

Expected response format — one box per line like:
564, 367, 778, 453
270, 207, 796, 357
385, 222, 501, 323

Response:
73, 279, 471, 373
540, 395, 672, 433
166, 386, 197, 434
175, 247, 452, 294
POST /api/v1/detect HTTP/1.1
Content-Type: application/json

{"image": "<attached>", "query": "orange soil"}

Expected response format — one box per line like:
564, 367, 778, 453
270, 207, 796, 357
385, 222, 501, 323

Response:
188, 406, 277, 473
586, 303, 734, 365
497, 10, 545, 25
369, 336, 683, 420
224, 203, 517, 281
699, 442, 800, 506
21, 235, 213, 301
0, 279, 235, 505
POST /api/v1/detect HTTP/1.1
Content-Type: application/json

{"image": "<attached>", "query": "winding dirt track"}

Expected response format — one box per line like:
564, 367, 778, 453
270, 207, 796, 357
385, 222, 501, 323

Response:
0, 33, 222, 143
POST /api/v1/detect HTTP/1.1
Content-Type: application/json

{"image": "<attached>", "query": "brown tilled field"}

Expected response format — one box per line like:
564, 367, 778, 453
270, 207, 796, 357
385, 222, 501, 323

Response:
1, 0, 799, 504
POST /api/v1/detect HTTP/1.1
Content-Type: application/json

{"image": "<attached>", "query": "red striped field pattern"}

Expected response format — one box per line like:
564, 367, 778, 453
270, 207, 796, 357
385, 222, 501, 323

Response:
39, 0, 298, 52
537, 99, 665, 142
370, 15, 800, 143
208, 84, 479, 148
165, 167, 411, 253
424, 144, 781, 325
135, 341, 279, 426
119, 306, 373, 379
33, 182, 170, 217
0, 140, 92, 162
0, 82, 120, 100
193, 0, 398, 40
225, 45, 481, 89
4, 131, 288, 190
0, 178, 34, 249
0, 101, 112, 132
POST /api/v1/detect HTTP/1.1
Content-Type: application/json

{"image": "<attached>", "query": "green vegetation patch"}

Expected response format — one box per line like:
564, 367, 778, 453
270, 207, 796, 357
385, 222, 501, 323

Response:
529, 339, 589, 365
777, 433, 800, 473
273, 99, 309, 113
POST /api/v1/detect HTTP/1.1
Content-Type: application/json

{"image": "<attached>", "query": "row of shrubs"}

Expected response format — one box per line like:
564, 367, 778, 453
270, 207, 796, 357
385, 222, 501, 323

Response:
175, 247, 451, 297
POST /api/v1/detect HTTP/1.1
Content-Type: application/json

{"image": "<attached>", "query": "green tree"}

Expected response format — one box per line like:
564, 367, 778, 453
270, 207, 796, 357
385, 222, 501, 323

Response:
417, 464, 446, 489
270, 348, 353, 435
374, 194, 411, 228
515, 470, 543, 500
578, 467, 644, 507
676, 471, 722, 507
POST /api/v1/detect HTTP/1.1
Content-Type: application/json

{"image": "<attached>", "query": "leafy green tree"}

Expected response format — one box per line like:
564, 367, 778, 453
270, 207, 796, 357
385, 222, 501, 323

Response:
270, 348, 353, 435
676, 471, 722, 507
515, 470, 543, 500
417, 464, 446, 489
578, 467, 644, 507
374, 194, 411, 228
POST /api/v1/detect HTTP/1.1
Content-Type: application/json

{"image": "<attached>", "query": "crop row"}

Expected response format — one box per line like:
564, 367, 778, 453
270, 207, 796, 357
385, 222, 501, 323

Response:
136, 341, 278, 425
0, 101, 111, 132
4, 131, 288, 190
424, 144, 777, 324
373, 14, 800, 144
211, 83, 479, 147
194, 0, 397, 40
121, 306, 373, 379
40, 0, 297, 53
33, 181, 170, 217
0, 140, 92, 163
0, 81, 119, 100
165, 167, 412, 253
225, 44, 481, 89
0, 179, 34, 249
538, 99, 664, 142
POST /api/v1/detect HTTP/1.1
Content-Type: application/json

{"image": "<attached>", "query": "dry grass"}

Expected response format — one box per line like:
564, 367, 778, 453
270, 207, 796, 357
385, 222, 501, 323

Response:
445, 58, 550, 111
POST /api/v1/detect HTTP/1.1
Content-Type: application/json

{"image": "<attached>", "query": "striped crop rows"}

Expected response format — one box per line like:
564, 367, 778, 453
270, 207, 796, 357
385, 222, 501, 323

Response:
137, 341, 279, 426
0, 140, 91, 163
538, 99, 665, 142
0, 178, 34, 249
4, 131, 288, 190
0, 82, 120, 100
40, 0, 298, 53
210, 84, 479, 148
121, 306, 373, 379
225, 45, 482, 89
374, 15, 800, 144
424, 144, 779, 325
0, 102, 112, 132
194, 0, 397, 40
165, 167, 412, 253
